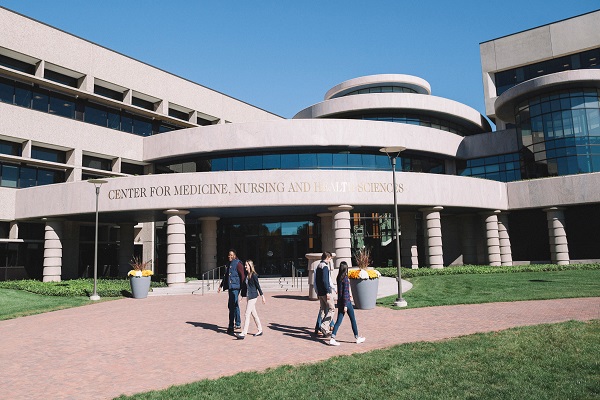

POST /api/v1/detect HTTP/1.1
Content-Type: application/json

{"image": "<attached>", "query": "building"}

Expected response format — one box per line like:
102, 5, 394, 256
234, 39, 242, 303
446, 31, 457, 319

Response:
0, 7, 598, 284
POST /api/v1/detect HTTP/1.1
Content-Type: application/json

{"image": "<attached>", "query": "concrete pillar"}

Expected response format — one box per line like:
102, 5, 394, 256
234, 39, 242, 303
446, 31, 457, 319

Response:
399, 212, 418, 268
318, 212, 334, 252
140, 222, 155, 268
62, 221, 79, 279
419, 206, 444, 269
460, 214, 478, 265
43, 219, 63, 282
118, 223, 136, 276
328, 205, 353, 269
199, 217, 219, 275
544, 207, 570, 265
497, 212, 513, 266
9, 221, 18, 239
481, 211, 501, 266
164, 209, 189, 286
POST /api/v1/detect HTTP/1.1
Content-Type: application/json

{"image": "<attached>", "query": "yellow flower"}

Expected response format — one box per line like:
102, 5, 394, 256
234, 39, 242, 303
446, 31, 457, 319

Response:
348, 268, 380, 280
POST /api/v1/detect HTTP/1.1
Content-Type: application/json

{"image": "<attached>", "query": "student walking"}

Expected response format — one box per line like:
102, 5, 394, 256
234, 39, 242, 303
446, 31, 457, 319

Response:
329, 261, 365, 346
237, 260, 265, 339
314, 252, 335, 336
217, 249, 245, 334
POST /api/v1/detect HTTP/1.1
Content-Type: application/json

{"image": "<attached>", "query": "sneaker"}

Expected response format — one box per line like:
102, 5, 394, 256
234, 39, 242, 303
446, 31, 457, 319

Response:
254, 331, 263, 337
234, 325, 242, 331
227, 328, 234, 334
329, 338, 340, 346
356, 336, 366, 344
236, 333, 245, 340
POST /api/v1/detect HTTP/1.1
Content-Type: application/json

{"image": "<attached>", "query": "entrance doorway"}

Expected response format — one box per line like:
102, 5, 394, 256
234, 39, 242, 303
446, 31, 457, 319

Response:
219, 217, 320, 276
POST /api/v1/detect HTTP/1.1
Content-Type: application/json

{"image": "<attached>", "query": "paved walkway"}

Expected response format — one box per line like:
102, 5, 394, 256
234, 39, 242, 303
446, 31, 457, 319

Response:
0, 287, 598, 399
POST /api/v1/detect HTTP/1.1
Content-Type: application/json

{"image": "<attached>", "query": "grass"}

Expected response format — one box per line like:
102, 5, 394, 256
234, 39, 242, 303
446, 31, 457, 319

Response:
377, 269, 600, 309
114, 320, 600, 400
0, 288, 102, 320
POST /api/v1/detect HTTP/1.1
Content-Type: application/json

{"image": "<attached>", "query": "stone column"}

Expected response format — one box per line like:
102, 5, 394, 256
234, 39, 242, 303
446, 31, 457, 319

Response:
481, 211, 501, 266
318, 213, 334, 253
9, 221, 18, 239
460, 214, 478, 265
164, 209, 189, 286
419, 206, 444, 269
199, 217, 219, 275
544, 207, 570, 265
43, 219, 63, 282
118, 223, 136, 276
328, 205, 353, 269
497, 212, 513, 266
399, 212, 418, 268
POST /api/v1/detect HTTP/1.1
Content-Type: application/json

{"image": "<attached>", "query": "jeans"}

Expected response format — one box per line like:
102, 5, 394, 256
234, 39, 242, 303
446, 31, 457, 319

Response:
228, 289, 241, 329
331, 300, 358, 338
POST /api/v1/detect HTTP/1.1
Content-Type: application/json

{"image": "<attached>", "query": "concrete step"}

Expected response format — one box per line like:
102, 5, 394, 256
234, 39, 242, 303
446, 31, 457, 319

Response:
148, 277, 309, 296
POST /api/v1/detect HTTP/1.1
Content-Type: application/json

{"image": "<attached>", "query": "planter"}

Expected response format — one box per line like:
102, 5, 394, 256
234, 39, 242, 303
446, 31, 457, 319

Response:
349, 277, 379, 309
130, 276, 151, 299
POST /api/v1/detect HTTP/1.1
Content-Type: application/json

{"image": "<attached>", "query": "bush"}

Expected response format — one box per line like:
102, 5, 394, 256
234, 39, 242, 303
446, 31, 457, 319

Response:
0, 277, 166, 297
379, 263, 600, 279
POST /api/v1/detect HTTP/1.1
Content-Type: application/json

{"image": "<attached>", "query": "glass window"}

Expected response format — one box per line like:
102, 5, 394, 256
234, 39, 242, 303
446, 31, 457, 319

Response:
107, 110, 121, 130
0, 77, 14, 103
82, 155, 111, 171
587, 109, 600, 136
32, 88, 49, 112
133, 117, 152, 136
121, 113, 133, 133
44, 69, 78, 88
121, 162, 144, 175
19, 166, 37, 188
132, 96, 154, 111
85, 104, 108, 127
31, 147, 66, 163
245, 155, 262, 170
14, 81, 32, 107
36, 169, 63, 186
49, 94, 75, 118
332, 153, 348, 169
232, 156, 244, 171
281, 154, 299, 169
210, 158, 225, 171
299, 153, 317, 168
317, 153, 333, 169
168, 108, 189, 121
94, 85, 123, 101
0, 140, 21, 156
263, 154, 280, 170
1, 164, 18, 188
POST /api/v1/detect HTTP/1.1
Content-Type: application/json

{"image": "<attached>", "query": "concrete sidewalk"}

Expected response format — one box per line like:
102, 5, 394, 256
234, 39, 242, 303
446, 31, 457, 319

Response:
1, 292, 598, 399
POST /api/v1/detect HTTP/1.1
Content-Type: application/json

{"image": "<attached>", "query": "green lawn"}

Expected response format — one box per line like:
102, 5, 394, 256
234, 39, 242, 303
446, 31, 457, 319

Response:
377, 269, 600, 309
114, 320, 600, 400
0, 288, 97, 320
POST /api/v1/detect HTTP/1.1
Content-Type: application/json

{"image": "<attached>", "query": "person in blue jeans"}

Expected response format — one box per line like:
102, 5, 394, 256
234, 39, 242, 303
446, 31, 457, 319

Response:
329, 261, 365, 346
218, 249, 245, 334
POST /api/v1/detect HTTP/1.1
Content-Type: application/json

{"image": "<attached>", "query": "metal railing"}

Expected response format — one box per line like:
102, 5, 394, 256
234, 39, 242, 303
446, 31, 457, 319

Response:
291, 265, 306, 292
194, 265, 226, 295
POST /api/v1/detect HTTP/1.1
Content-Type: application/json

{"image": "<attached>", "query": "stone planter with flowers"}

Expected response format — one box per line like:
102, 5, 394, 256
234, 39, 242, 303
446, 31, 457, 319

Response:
348, 247, 380, 309
128, 257, 153, 299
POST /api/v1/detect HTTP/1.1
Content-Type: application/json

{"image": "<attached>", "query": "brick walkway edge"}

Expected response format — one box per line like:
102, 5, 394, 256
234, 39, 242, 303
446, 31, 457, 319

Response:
1, 295, 598, 400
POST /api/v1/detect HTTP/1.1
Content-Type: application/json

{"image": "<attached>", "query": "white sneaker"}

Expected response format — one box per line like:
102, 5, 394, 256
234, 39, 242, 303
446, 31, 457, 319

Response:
356, 336, 365, 344
329, 338, 340, 346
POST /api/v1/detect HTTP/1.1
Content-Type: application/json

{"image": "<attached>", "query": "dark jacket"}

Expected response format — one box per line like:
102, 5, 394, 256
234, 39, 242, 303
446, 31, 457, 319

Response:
221, 258, 245, 291
314, 261, 332, 296
242, 273, 263, 299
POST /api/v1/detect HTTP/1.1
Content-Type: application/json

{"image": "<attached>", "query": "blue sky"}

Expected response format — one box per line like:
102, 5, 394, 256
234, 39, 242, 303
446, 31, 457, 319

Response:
1, 1, 598, 123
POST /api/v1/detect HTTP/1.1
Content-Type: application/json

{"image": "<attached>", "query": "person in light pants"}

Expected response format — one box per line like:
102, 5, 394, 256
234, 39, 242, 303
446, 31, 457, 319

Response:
237, 260, 265, 339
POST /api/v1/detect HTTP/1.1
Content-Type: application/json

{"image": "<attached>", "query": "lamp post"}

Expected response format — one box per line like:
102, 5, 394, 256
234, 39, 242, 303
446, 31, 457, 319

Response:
88, 179, 107, 301
379, 147, 407, 307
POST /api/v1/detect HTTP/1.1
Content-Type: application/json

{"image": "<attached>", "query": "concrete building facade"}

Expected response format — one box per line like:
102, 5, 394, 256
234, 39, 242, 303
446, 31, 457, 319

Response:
0, 7, 598, 283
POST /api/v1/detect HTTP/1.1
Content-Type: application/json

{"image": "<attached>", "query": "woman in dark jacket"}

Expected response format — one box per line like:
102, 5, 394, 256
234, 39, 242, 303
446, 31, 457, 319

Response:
237, 260, 265, 339
329, 261, 365, 346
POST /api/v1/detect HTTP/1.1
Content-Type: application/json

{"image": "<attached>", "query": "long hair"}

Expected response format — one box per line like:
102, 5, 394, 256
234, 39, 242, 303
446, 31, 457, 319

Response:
337, 261, 348, 286
245, 259, 256, 278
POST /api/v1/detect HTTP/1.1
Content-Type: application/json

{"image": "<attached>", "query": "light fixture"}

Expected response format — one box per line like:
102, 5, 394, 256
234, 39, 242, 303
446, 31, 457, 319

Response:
379, 147, 408, 307
88, 179, 108, 301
